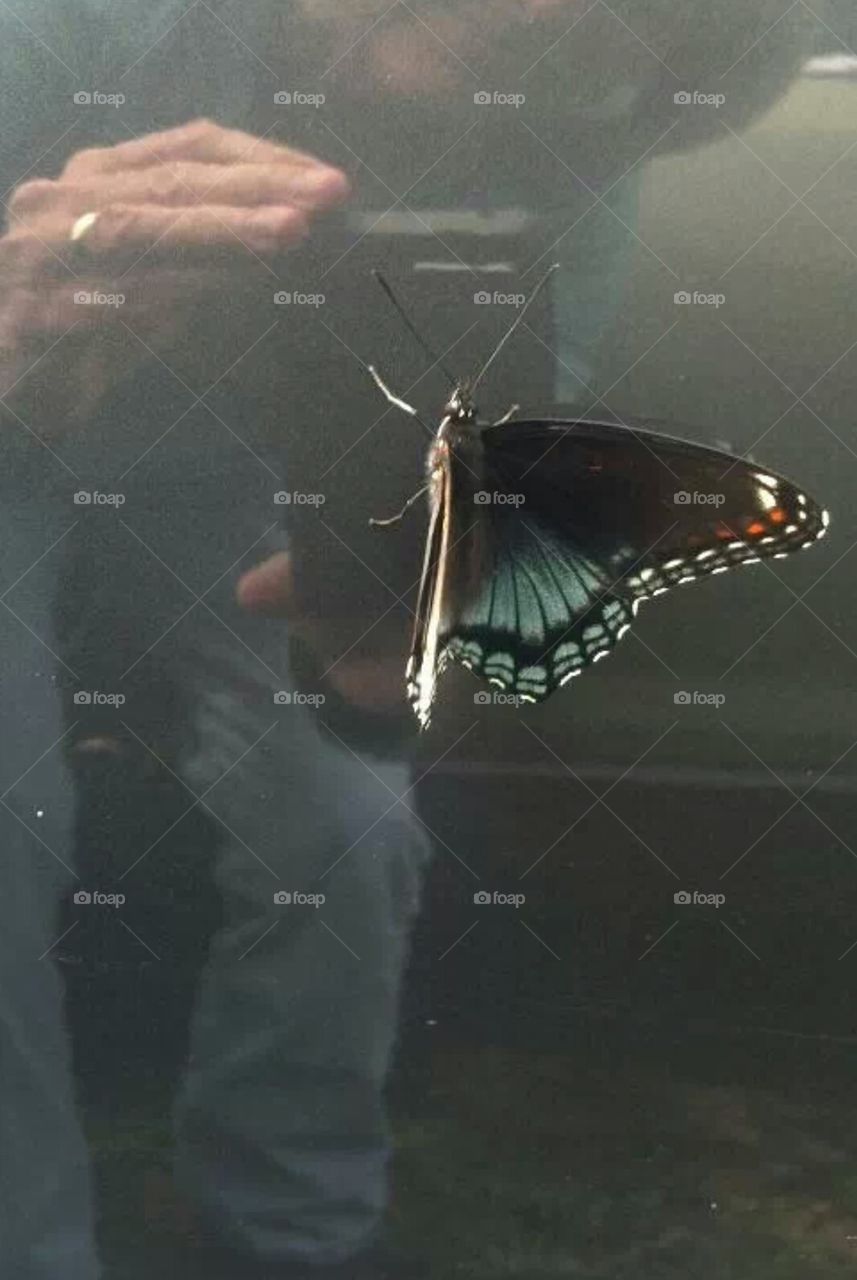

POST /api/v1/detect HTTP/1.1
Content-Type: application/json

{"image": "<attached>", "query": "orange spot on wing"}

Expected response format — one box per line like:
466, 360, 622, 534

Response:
746, 521, 766, 537
769, 508, 787, 524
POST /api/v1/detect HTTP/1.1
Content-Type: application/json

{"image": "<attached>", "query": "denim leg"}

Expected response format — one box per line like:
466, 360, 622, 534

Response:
0, 525, 100, 1280
0, 816, 101, 1280
170, 617, 431, 1266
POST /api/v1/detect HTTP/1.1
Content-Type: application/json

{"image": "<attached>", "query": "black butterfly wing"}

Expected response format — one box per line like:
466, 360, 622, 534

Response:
440, 416, 828, 702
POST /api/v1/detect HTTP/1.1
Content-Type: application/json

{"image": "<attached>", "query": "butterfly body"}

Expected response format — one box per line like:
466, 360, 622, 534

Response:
412, 387, 492, 726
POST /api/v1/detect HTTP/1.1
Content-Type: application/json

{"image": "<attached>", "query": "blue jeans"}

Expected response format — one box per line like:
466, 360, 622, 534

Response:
0, 472, 431, 1275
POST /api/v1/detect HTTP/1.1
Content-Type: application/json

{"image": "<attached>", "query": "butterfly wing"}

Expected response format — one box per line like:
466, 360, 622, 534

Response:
438, 416, 828, 703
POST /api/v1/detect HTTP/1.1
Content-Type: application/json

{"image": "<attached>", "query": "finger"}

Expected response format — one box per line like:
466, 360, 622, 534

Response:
11, 161, 348, 232
0, 281, 115, 335
61, 161, 348, 212
64, 119, 331, 175
3, 284, 170, 344
236, 551, 294, 615
5, 267, 218, 333
28, 202, 312, 254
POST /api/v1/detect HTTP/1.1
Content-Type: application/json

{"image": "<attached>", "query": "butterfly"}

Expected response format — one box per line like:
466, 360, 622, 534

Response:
366, 267, 829, 729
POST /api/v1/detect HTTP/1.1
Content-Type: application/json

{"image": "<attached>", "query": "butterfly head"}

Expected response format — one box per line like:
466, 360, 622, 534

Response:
445, 380, 478, 426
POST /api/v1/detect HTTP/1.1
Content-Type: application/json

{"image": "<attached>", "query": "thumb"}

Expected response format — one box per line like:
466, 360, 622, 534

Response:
235, 550, 294, 616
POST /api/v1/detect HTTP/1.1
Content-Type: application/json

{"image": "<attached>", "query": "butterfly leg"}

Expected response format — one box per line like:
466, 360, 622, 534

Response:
369, 483, 429, 529
494, 403, 520, 425
367, 364, 418, 417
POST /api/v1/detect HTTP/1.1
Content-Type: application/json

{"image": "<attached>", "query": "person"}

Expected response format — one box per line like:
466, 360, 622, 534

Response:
0, 3, 811, 1277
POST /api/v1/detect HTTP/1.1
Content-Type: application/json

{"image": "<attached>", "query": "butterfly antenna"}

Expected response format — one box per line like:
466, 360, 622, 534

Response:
471, 262, 560, 392
372, 270, 457, 388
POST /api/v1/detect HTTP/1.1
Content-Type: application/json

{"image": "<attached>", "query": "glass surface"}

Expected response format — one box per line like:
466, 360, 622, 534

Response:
0, 4, 854, 1278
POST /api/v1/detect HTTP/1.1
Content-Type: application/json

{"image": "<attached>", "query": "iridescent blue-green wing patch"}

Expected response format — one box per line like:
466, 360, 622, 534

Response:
444, 516, 636, 702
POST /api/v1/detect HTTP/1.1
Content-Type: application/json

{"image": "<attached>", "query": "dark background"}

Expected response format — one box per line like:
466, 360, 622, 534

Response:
4, 3, 857, 1276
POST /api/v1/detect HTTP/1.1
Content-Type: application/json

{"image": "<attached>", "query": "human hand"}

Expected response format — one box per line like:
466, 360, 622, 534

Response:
237, 551, 407, 714
0, 118, 349, 426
